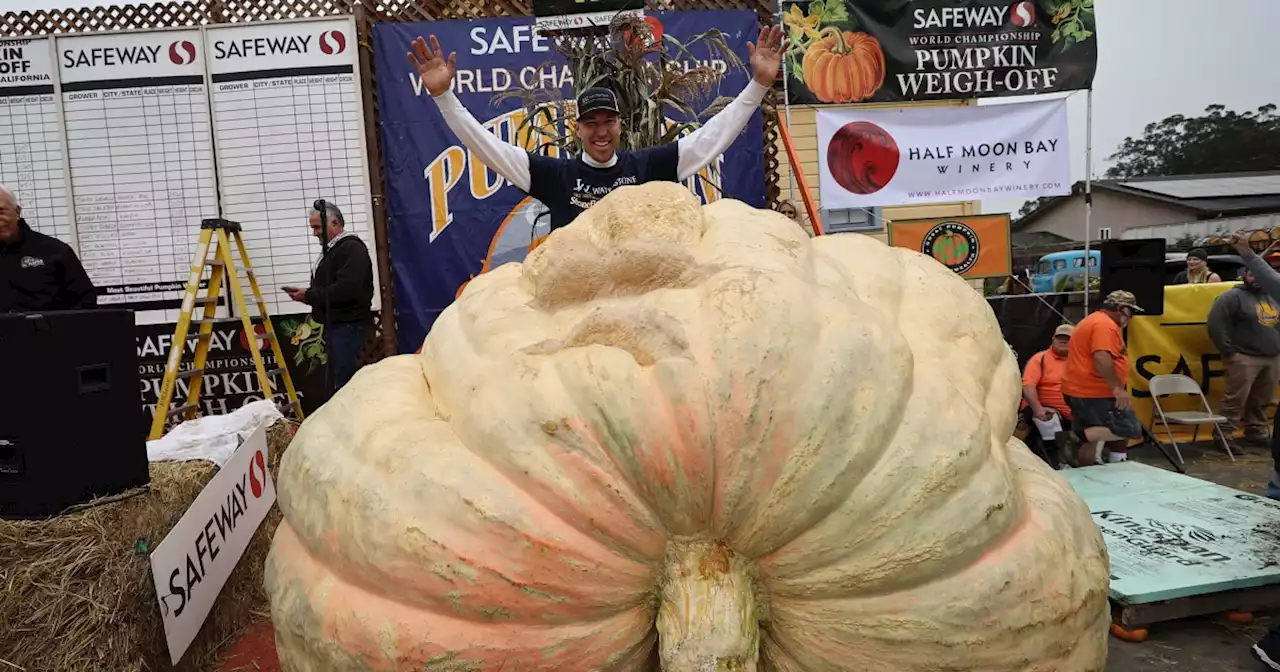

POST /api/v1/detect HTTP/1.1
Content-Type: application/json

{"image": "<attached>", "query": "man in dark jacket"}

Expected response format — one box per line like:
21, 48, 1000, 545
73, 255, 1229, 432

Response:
1206, 264, 1280, 444
0, 184, 97, 313
1227, 232, 1280, 669
282, 200, 374, 395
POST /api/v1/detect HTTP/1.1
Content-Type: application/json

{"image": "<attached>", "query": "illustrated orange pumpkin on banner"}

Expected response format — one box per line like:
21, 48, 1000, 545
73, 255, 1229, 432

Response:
887, 214, 1012, 280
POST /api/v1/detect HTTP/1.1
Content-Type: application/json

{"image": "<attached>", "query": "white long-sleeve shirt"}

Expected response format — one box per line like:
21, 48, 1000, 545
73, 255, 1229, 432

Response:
431, 80, 768, 229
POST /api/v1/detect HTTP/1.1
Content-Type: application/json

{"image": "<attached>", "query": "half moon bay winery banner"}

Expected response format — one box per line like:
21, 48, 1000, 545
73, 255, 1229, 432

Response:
374, 11, 766, 352
781, 0, 1098, 104
816, 98, 1070, 208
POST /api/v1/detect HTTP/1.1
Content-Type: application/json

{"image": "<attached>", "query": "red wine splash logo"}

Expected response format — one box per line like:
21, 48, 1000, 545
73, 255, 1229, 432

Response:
826, 121, 900, 195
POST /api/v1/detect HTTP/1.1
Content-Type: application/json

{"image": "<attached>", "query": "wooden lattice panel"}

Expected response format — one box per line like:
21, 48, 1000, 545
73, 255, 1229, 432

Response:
214, 2, 352, 24
2, 2, 210, 35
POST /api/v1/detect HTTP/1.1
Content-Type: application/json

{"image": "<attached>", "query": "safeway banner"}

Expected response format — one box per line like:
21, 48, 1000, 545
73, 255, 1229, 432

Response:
137, 317, 327, 438
1126, 282, 1242, 430
150, 424, 276, 665
816, 98, 1070, 209
374, 12, 766, 353
781, 0, 1098, 103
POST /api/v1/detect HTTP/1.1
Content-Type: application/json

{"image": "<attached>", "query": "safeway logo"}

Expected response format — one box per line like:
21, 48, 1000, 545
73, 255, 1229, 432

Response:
248, 449, 267, 498
1010, 2, 1036, 27
169, 40, 196, 65
318, 30, 346, 55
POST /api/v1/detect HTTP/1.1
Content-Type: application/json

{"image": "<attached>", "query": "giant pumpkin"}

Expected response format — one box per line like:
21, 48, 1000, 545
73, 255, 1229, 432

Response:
802, 28, 885, 104
265, 182, 1110, 670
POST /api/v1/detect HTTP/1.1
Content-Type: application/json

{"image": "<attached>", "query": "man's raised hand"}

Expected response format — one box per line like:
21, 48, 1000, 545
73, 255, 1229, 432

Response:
747, 24, 788, 87
1229, 231, 1261, 258
408, 35, 456, 97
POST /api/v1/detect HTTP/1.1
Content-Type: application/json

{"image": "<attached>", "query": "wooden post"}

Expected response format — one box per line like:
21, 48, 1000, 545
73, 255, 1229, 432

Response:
353, 3, 399, 360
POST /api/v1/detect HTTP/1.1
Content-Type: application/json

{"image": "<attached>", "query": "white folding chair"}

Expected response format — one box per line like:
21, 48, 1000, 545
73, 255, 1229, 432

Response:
1147, 374, 1235, 465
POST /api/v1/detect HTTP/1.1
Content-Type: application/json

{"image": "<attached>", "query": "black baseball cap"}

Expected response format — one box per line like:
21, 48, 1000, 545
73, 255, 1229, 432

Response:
576, 87, 620, 120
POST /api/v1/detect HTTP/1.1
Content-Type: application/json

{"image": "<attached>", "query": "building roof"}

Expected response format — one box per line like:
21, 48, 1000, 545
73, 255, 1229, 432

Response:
1013, 170, 1280, 232
1011, 230, 1075, 248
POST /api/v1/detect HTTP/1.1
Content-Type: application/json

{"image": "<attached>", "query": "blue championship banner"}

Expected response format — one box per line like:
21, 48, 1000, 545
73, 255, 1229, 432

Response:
374, 11, 766, 352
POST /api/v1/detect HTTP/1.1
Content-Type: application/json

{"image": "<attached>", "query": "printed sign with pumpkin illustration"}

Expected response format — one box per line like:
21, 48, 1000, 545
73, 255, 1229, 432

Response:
888, 214, 1012, 280
276, 316, 328, 375
782, 0, 1097, 104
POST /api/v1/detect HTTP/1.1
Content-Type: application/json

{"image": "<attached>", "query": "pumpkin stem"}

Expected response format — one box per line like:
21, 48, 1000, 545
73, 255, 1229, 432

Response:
818, 26, 849, 54
656, 540, 760, 671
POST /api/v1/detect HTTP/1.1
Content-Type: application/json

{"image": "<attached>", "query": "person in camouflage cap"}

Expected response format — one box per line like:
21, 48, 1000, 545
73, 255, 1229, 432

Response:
1060, 290, 1145, 465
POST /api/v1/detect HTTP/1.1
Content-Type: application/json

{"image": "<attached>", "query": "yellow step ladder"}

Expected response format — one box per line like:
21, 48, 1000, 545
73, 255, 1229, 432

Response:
148, 218, 304, 440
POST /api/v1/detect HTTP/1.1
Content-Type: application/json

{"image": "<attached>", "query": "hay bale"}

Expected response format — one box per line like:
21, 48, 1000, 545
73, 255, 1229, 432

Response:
0, 419, 297, 672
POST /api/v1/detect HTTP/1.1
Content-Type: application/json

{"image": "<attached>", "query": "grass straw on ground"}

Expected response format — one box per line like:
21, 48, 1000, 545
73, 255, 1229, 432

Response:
0, 419, 296, 672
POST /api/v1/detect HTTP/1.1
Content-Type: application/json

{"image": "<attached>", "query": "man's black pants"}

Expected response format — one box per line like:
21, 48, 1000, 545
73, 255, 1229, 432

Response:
326, 320, 371, 396
1267, 404, 1280, 500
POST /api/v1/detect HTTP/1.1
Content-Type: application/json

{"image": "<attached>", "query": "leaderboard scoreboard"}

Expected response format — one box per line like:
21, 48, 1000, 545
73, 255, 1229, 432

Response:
0, 17, 379, 325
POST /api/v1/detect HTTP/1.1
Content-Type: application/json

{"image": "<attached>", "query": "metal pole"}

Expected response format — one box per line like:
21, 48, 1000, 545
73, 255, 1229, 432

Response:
314, 199, 333, 400
1083, 88, 1094, 313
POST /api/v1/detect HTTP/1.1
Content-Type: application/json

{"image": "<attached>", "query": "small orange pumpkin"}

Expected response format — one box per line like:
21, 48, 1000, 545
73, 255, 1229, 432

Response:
802, 28, 885, 103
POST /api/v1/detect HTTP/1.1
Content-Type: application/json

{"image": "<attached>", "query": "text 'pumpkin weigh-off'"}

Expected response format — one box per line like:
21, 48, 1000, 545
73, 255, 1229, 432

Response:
264, 182, 1111, 671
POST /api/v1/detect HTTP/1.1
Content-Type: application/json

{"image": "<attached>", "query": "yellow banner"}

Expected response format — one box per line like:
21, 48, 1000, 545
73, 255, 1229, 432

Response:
1127, 282, 1275, 430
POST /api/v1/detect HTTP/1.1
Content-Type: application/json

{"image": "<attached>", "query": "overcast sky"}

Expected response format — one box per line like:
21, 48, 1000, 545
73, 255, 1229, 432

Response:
4, 0, 1276, 226
979, 0, 1278, 220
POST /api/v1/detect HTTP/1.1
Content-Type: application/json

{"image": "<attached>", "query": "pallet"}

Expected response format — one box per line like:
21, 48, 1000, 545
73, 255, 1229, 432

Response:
1062, 462, 1280, 639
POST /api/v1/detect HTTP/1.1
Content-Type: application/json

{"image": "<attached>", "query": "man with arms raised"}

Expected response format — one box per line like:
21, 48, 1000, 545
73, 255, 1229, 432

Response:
407, 24, 785, 232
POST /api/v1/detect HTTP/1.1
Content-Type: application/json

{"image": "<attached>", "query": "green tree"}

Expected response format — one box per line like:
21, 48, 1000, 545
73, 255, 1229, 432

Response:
1017, 195, 1055, 219
1169, 233, 1199, 252
1104, 103, 1280, 179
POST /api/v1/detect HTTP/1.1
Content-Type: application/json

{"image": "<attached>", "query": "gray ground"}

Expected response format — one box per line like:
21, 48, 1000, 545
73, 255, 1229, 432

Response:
1098, 438, 1276, 671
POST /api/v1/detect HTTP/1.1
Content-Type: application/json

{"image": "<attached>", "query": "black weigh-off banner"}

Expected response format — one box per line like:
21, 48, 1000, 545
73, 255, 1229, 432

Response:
782, 0, 1097, 104
135, 316, 329, 438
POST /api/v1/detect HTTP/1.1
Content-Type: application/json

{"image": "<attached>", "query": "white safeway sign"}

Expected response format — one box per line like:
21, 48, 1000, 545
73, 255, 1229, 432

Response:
816, 98, 1071, 209
150, 423, 277, 665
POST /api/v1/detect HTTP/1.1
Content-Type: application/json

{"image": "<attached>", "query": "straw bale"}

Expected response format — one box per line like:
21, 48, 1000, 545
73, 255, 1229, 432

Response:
0, 419, 297, 672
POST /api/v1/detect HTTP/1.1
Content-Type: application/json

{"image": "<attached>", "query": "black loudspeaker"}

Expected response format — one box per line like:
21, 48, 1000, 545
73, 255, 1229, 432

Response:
0, 309, 150, 519
1099, 238, 1166, 315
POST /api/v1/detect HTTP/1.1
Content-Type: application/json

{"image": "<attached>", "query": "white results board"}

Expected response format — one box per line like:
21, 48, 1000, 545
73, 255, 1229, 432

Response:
0, 17, 379, 325
0, 38, 72, 246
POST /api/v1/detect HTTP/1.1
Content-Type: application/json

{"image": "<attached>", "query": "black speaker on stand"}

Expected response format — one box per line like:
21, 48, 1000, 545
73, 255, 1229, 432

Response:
1099, 238, 1166, 316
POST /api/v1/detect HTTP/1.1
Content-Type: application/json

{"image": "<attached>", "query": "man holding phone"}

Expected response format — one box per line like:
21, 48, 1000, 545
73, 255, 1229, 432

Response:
282, 200, 374, 395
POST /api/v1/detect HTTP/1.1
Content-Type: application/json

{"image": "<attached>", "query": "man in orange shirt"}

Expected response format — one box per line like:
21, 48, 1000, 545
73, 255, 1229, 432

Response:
1063, 290, 1146, 465
1021, 323, 1075, 467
